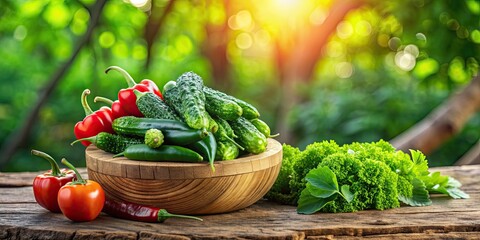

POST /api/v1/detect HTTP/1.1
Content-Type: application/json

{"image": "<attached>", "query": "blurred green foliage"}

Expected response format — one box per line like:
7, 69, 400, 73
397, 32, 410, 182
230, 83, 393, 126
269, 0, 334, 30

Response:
0, 0, 478, 171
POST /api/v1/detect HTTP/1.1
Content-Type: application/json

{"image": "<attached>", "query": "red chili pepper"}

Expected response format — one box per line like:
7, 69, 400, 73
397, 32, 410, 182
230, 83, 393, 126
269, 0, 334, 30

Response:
102, 197, 203, 223
57, 158, 105, 222
74, 89, 114, 146
105, 66, 163, 117
32, 150, 76, 213
94, 96, 129, 120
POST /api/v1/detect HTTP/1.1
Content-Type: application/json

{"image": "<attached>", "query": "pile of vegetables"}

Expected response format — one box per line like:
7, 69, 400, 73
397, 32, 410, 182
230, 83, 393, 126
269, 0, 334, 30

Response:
72, 66, 275, 171
266, 140, 470, 214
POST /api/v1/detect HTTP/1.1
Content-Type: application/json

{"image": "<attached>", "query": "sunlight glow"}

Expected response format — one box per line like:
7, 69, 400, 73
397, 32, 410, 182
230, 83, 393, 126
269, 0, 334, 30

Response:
395, 51, 416, 71
228, 10, 253, 31
130, 0, 148, 8
337, 21, 354, 39
335, 62, 354, 78
236, 33, 253, 49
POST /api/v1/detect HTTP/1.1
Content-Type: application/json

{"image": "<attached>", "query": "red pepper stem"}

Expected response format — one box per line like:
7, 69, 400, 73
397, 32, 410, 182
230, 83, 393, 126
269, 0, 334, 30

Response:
31, 150, 63, 177
70, 136, 96, 146
94, 96, 114, 106
105, 66, 137, 88
157, 209, 203, 222
61, 158, 87, 185
81, 89, 94, 116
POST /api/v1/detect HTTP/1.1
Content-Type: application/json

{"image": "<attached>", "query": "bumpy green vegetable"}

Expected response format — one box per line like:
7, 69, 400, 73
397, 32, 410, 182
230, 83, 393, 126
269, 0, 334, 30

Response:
163, 72, 209, 131
215, 141, 239, 160
145, 129, 164, 148
203, 87, 259, 119
215, 117, 237, 139
134, 90, 181, 121
71, 132, 143, 154
205, 112, 219, 133
229, 117, 267, 154
212, 117, 244, 151
250, 119, 279, 138
203, 86, 243, 120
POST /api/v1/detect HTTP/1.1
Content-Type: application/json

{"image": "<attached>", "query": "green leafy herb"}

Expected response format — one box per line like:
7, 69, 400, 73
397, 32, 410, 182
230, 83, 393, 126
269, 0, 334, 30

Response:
398, 178, 432, 206
297, 167, 353, 214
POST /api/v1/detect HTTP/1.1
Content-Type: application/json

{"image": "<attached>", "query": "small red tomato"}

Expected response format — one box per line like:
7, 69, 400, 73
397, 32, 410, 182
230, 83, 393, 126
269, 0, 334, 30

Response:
57, 158, 105, 222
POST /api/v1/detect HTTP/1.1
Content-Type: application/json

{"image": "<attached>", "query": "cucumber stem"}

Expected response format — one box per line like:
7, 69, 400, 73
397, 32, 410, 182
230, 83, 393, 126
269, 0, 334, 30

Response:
112, 152, 124, 158
31, 150, 63, 177
269, 133, 280, 138
81, 89, 94, 116
105, 66, 137, 88
94, 96, 114, 106
224, 135, 245, 151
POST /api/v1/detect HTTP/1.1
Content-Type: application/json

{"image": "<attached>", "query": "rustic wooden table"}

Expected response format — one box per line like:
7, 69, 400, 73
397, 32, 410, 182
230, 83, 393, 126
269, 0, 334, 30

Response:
0, 165, 479, 239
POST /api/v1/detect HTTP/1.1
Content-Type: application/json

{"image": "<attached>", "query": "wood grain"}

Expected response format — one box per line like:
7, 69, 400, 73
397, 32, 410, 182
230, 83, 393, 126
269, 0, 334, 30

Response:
85, 138, 283, 214
1, 163, 479, 239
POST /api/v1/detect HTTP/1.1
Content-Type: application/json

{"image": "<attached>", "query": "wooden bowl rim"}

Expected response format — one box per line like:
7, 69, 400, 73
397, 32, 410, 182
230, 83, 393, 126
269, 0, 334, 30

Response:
86, 138, 282, 180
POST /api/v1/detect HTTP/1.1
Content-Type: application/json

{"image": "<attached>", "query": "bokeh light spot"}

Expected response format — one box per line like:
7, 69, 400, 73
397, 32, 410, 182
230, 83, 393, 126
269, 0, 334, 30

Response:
13, 25, 27, 41
236, 33, 253, 49
99, 31, 116, 48
335, 62, 354, 78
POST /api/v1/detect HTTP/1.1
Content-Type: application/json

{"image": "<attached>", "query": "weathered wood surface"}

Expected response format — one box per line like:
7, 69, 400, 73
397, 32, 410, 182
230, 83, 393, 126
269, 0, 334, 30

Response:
0, 165, 479, 239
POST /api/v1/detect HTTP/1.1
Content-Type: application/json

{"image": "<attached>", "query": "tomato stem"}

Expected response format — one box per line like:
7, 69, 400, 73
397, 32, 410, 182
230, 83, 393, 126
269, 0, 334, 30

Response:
61, 158, 87, 185
31, 149, 63, 177
81, 89, 94, 116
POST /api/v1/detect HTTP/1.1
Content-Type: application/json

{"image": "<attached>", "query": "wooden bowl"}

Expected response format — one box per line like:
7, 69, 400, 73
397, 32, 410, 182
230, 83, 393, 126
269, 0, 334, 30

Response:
85, 138, 282, 215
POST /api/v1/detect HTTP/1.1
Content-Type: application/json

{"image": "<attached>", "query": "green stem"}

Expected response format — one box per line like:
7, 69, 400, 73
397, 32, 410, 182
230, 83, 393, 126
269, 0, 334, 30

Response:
61, 158, 87, 184
94, 96, 114, 106
81, 89, 94, 116
269, 133, 280, 138
105, 66, 137, 88
31, 150, 63, 177
71, 136, 97, 146
133, 89, 146, 99
224, 135, 245, 151
157, 209, 203, 223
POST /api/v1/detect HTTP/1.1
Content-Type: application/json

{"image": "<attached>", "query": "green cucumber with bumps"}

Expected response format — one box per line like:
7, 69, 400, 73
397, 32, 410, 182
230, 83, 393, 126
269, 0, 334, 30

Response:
71, 132, 143, 154
134, 90, 181, 121
229, 117, 267, 154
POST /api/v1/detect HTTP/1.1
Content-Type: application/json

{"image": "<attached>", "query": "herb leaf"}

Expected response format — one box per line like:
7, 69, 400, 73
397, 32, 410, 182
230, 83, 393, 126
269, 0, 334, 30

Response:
297, 187, 337, 214
340, 185, 354, 203
398, 178, 432, 206
305, 166, 339, 198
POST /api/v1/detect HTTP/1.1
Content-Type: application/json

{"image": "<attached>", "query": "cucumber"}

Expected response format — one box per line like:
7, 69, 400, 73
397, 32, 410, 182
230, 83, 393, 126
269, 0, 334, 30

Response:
205, 112, 219, 133
112, 116, 208, 145
114, 144, 203, 162
134, 90, 181, 121
145, 129, 164, 148
163, 72, 210, 130
212, 117, 244, 151
215, 141, 239, 161
250, 119, 279, 138
203, 87, 242, 120
215, 117, 237, 139
71, 132, 143, 154
229, 117, 267, 154
203, 87, 259, 119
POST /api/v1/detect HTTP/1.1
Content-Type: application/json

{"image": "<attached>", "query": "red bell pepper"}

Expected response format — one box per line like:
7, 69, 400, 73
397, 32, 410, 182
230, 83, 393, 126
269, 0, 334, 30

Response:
32, 150, 76, 213
94, 96, 129, 120
57, 158, 105, 222
74, 89, 114, 146
105, 66, 163, 117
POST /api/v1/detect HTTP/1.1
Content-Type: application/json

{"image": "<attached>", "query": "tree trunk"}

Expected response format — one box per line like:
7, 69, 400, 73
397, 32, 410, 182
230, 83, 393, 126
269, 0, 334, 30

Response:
201, 0, 231, 91
276, 0, 364, 143
390, 75, 480, 155
0, 0, 107, 170
144, 0, 176, 71
455, 140, 480, 165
